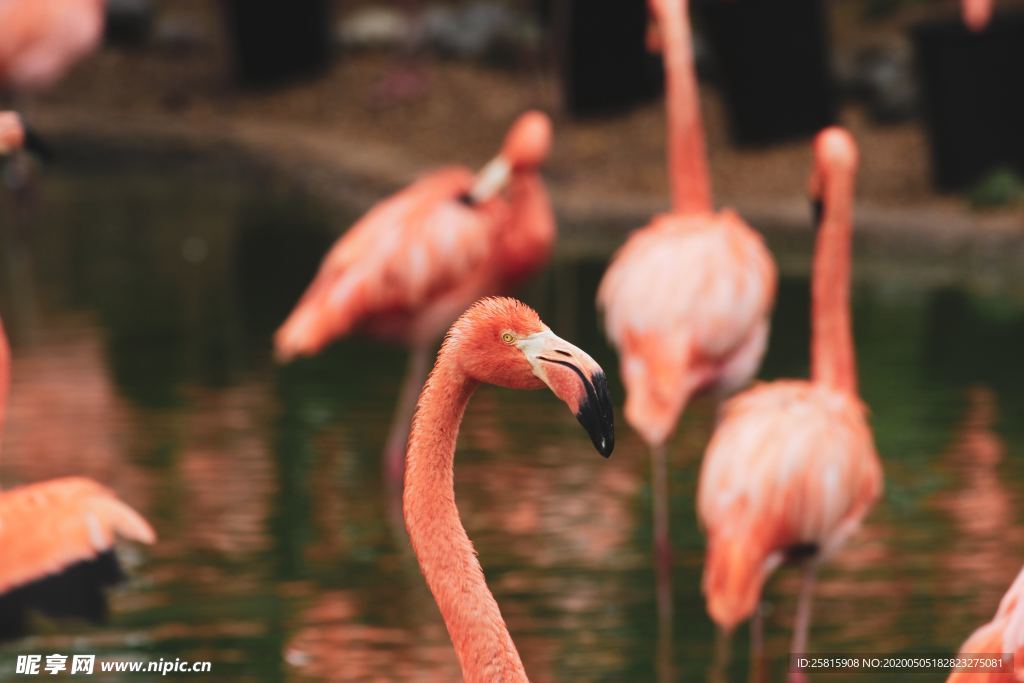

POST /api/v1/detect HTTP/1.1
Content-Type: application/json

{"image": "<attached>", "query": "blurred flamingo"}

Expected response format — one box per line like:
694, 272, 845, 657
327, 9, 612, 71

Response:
275, 111, 554, 482
947, 564, 1024, 683
404, 297, 613, 682
697, 128, 883, 677
0, 0, 105, 91
596, 0, 776, 657
0, 317, 155, 640
963, 0, 994, 32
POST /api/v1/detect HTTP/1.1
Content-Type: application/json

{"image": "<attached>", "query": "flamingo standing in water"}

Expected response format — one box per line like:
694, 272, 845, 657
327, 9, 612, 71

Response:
0, 317, 155, 639
596, 0, 776, 655
276, 111, 554, 482
0, 0, 105, 91
404, 297, 613, 682
697, 128, 883, 675
947, 564, 1024, 682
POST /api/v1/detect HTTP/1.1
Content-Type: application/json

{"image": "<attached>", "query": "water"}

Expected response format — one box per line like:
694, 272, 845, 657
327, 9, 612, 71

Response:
1, 149, 1023, 682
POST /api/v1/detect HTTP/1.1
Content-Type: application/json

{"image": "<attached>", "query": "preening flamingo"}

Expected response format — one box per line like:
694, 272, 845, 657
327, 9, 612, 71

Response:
276, 111, 554, 481
0, 111, 49, 162
595, 0, 776, 652
947, 564, 1024, 683
0, 0, 105, 91
697, 128, 882, 673
0, 317, 155, 639
404, 297, 613, 682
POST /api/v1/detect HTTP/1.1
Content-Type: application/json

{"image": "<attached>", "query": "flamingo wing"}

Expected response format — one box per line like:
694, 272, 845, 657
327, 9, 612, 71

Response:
696, 380, 882, 630
275, 167, 502, 359
0, 477, 155, 596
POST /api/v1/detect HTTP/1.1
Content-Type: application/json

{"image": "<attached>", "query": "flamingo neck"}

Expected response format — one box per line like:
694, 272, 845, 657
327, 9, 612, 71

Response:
811, 171, 857, 395
404, 348, 528, 683
658, 0, 713, 214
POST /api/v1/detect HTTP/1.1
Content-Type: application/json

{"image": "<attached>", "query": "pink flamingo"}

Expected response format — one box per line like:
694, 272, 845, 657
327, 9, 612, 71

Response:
963, 0, 994, 32
697, 128, 883, 676
404, 297, 613, 682
275, 111, 554, 481
947, 565, 1024, 683
596, 0, 776, 655
0, 316, 155, 639
0, 0, 104, 91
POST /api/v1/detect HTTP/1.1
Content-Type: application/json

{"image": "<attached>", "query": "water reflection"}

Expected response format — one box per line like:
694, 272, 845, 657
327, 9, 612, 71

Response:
0, 156, 1022, 682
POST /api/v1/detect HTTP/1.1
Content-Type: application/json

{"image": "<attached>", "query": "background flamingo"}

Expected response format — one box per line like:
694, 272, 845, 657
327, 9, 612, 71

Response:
275, 110, 554, 482
696, 127, 883, 677
0, 316, 155, 640
963, 0, 994, 31
0, 0, 105, 92
403, 297, 613, 682
596, 0, 776, 660
947, 564, 1024, 682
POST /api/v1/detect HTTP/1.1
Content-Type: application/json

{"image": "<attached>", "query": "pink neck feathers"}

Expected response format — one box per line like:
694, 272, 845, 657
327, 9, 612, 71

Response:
403, 347, 528, 683
656, 0, 713, 214
811, 141, 858, 396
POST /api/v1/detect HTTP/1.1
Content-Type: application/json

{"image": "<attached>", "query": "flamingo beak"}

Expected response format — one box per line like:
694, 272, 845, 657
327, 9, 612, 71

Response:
518, 330, 615, 458
467, 156, 512, 204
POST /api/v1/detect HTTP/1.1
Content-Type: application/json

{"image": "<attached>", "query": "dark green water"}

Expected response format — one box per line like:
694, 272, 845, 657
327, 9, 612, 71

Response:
1, 152, 1023, 682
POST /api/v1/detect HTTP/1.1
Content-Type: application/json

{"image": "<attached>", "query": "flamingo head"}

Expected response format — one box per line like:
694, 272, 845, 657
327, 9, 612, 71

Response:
451, 298, 614, 457
809, 126, 858, 227
0, 112, 51, 161
468, 111, 552, 203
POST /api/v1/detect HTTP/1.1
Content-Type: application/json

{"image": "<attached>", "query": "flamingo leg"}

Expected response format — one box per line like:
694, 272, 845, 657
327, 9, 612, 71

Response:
384, 343, 432, 485
710, 626, 731, 683
750, 602, 766, 683
788, 559, 820, 683
651, 442, 674, 683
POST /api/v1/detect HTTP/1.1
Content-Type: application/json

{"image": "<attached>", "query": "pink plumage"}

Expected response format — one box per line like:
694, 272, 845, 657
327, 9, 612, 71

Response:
947, 566, 1024, 683
275, 111, 555, 359
0, 317, 154, 635
697, 128, 883, 660
0, 0, 104, 91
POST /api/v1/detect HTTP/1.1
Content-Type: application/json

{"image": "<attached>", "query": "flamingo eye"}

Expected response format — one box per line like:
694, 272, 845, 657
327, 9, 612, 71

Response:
501, 332, 516, 344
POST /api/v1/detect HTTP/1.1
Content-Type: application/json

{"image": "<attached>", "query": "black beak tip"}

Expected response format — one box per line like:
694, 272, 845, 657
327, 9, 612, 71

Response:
575, 371, 615, 459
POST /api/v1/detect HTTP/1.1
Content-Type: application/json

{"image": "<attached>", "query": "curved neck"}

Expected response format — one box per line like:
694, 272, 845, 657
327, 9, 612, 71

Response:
811, 170, 857, 395
403, 347, 528, 683
658, 0, 712, 214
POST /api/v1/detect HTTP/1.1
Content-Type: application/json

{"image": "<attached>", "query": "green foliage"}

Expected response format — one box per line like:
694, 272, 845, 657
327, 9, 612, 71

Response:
968, 167, 1024, 209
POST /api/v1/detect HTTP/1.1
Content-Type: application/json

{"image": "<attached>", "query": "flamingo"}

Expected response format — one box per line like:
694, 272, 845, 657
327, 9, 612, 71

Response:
403, 297, 613, 682
595, 0, 776, 656
0, 0, 105, 91
963, 0, 994, 32
275, 111, 555, 482
0, 316, 155, 639
696, 127, 883, 675
947, 564, 1024, 683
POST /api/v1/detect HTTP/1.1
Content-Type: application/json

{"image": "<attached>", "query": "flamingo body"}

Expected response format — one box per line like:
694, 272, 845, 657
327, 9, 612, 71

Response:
598, 209, 775, 446
697, 380, 881, 629
275, 111, 555, 360
0, 0, 104, 91
0, 477, 155, 596
0, 318, 154, 638
948, 566, 1024, 683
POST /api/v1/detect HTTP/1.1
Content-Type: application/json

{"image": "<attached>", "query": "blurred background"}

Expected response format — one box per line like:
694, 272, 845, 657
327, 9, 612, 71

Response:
1, 0, 1024, 681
